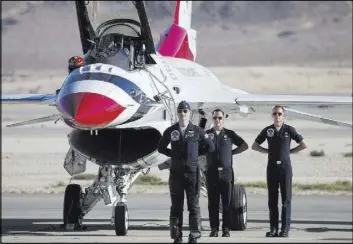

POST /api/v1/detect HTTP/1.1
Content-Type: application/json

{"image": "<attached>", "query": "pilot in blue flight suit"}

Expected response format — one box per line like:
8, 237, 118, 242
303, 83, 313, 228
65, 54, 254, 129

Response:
158, 101, 215, 243
251, 105, 307, 238
204, 108, 248, 237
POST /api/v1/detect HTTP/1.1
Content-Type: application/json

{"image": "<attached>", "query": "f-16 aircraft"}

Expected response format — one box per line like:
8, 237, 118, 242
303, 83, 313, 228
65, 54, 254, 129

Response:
2, 0, 352, 236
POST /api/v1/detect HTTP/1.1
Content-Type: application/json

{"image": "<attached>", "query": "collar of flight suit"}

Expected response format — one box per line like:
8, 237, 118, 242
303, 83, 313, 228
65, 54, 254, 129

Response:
271, 123, 285, 136
211, 127, 225, 137
177, 121, 194, 141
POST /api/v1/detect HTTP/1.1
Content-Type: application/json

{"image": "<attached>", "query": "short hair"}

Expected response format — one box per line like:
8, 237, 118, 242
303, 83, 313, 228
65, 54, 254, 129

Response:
212, 108, 224, 116
272, 105, 285, 113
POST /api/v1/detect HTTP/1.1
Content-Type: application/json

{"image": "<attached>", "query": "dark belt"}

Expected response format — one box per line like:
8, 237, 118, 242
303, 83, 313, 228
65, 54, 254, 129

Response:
208, 165, 231, 171
217, 167, 232, 171
171, 161, 198, 170
172, 160, 198, 165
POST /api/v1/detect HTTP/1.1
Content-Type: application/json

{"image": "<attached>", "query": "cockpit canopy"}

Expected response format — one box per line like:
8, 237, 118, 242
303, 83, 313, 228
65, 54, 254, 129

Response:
76, 1, 156, 70
86, 1, 141, 37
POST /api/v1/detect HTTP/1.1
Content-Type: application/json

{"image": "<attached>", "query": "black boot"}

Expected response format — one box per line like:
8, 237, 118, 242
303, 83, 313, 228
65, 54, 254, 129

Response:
209, 229, 218, 237
188, 217, 201, 243
222, 228, 230, 237
170, 217, 180, 239
173, 236, 183, 243
188, 238, 197, 243
279, 230, 289, 237
265, 227, 278, 237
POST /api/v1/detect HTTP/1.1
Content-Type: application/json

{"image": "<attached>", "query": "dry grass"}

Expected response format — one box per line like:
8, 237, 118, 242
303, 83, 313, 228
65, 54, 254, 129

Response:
239, 180, 352, 192
137, 175, 352, 192
71, 173, 168, 185
72, 173, 96, 180
135, 174, 168, 186
41, 177, 353, 193
52, 181, 66, 188
310, 149, 325, 157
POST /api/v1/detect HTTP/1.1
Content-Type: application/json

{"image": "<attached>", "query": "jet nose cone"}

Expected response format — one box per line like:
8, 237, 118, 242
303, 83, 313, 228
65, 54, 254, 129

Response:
59, 92, 126, 127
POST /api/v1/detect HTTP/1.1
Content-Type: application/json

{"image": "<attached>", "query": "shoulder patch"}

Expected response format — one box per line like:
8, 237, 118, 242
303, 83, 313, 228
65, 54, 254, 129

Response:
267, 128, 274, 137
171, 130, 180, 141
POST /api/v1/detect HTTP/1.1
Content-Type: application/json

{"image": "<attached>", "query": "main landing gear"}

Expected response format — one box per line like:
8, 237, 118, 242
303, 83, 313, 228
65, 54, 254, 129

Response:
62, 159, 140, 236
63, 184, 84, 230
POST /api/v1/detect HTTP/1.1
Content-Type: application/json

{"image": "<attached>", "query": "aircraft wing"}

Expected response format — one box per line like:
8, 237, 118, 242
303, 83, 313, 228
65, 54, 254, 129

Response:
187, 93, 352, 128
1, 94, 57, 105
1, 93, 59, 127
149, 53, 351, 128
234, 94, 352, 107
5, 114, 62, 128
282, 107, 351, 128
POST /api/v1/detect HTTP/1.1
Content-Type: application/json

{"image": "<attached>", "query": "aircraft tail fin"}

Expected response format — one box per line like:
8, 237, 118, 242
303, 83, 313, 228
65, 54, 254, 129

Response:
156, 1, 197, 61
174, 0, 192, 29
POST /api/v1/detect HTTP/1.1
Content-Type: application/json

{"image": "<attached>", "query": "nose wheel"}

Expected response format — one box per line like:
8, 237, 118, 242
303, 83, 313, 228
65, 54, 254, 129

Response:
114, 203, 129, 236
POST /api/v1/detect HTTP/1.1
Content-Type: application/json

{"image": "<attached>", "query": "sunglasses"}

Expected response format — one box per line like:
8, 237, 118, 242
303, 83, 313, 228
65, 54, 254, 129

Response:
213, 116, 223, 120
272, 112, 283, 116
177, 109, 189, 114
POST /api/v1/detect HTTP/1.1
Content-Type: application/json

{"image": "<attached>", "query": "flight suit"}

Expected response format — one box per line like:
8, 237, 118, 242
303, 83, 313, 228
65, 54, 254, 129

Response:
204, 128, 245, 232
255, 123, 303, 233
158, 122, 215, 242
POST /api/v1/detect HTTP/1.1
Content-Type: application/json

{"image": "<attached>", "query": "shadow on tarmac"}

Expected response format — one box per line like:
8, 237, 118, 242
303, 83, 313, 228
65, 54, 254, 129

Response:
2, 218, 352, 237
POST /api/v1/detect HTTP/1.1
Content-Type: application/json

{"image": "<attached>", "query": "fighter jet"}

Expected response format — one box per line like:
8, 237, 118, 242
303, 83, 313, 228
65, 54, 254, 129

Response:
1, 0, 352, 235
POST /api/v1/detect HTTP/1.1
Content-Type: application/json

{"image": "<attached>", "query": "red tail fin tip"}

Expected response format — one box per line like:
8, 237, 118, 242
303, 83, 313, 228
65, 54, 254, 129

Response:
156, 1, 196, 61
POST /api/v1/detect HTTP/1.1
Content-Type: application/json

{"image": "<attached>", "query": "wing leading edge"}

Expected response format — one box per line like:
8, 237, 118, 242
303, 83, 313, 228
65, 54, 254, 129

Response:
235, 94, 352, 107
188, 93, 352, 128
284, 108, 352, 128
1, 94, 57, 105
5, 114, 62, 128
1, 93, 58, 127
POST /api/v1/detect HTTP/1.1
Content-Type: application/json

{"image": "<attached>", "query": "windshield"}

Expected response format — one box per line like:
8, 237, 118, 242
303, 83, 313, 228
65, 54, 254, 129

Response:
86, 1, 141, 37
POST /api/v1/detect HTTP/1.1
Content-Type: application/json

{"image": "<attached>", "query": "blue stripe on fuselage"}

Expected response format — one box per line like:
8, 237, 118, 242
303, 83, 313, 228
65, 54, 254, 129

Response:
63, 69, 153, 104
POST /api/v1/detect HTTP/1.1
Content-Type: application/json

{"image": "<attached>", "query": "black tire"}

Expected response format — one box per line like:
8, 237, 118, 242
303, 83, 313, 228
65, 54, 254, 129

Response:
229, 184, 247, 231
115, 203, 129, 236
63, 184, 83, 227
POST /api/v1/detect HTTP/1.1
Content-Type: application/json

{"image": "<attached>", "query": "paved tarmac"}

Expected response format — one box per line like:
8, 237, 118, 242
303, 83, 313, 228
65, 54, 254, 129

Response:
1, 193, 352, 243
